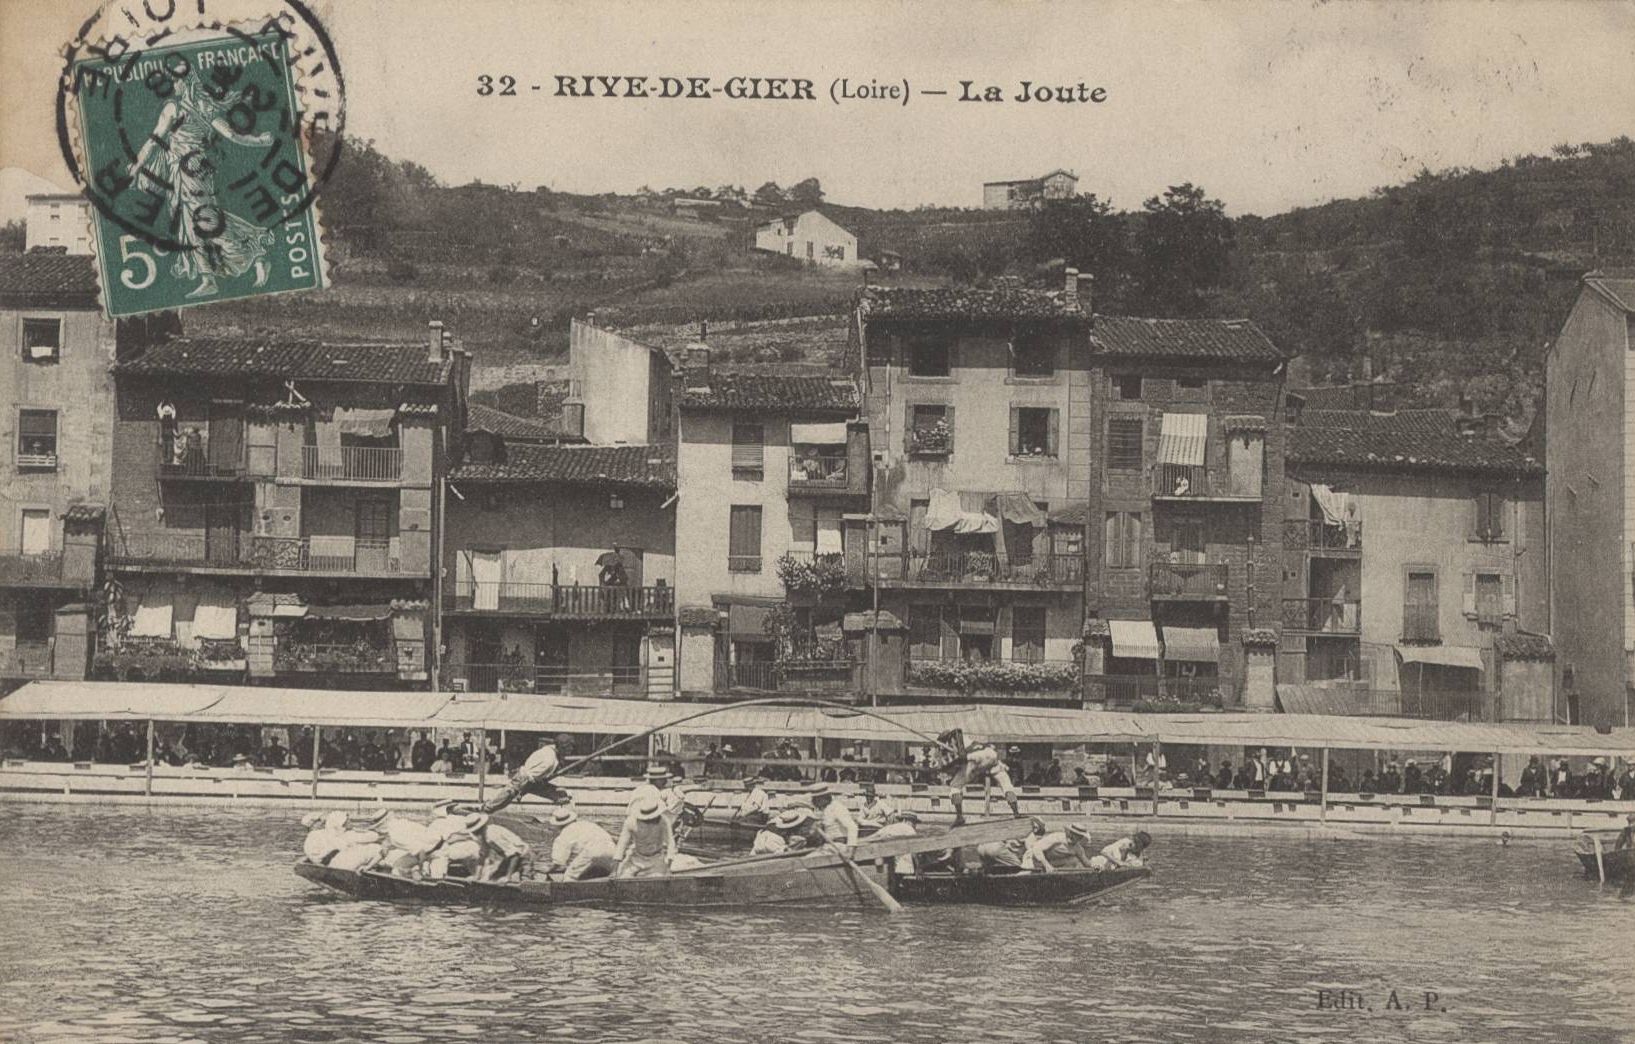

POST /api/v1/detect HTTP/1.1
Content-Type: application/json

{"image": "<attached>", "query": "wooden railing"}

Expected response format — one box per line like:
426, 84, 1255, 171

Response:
441, 663, 646, 695
273, 642, 396, 674
787, 451, 852, 492
1283, 518, 1362, 551
714, 659, 855, 693
109, 534, 422, 576
1084, 674, 1224, 708
1148, 561, 1229, 599
0, 551, 65, 585
443, 580, 674, 617
301, 445, 403, 482
1282, 597, 1361, 634
904, 657, 1081, 698
885, 551, 1084, 586
1153, 464, 1208, 497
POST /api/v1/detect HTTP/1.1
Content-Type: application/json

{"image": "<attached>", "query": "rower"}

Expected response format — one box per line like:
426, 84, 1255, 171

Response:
861, 810, 920, 876
735, 774, 775, 825
857, 789, 898, 829
368, 808, 442, 877
328, 811, 388, 872
615, 796, 677, 877
628, 764, 677, 821
480, 736, 571, 814
1022, 820, 1096, 873
752, 807, 814, 855
426, 812, 489, 879
1091, 830, 1152, 870
936, 731, 1021, 824
300, 810, 352, 864
474, 816, 532, 881
975, 837, 1028, 873
809, 784, 860, 845
545, 807, 619, 881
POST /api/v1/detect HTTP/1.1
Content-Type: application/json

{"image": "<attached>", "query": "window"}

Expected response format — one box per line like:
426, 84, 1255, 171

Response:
908, 605, 943, 660
907, 404, 953, 455
1012, 606, 1047, 662
17, 410, 58, 469
1474, 573, 1503, 628
728, 505, 763, 572
15, 601, 52, 643
1107, 418, 1143, 471
20, 508, 52, 555
1104, 512, 1142, 568
1404, 570, 1438, 641
1474, 493, 1505, 541
1227, 432, 1265, 498
1011, 330, 1054, 378
731, 421, 764, 478
1114, 374, 1142, 400
907, 337, 952, 377
22, 319, 61, 362
1175, 375, 1208, 400
1010, 407, 1058, 458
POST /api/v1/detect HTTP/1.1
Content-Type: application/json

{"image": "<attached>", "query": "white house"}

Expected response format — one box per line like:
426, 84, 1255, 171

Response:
982, 170, 1079, 210
754, 209, 866, 268
24, 194, 93, 255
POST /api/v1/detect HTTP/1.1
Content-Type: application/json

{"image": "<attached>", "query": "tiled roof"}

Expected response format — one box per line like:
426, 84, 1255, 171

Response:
1584, 268, 1635, 313
396, 402, 439, 417
63, 504, 105, 524
115, 337, 452, 384
467, 403, 567, 441
451, 443, 675, 489
678, 371, 858, 412
0, 251, 99, 304
858, 285, 1090, 321
616, 315, 852, 371
1497, 633, 1554, 661
1089, 316, 1285, 362
1288, 409, 1541, 476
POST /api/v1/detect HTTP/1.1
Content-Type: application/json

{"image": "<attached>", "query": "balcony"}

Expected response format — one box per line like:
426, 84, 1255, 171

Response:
159, 436, 243, 480
1282, 597, 1361, 634
301, 445, 403, 483
0, 643, 56, 679
1291, 686, 1491, 722
93, 637, 246, 678
441, 662, 646, 697
274, 641, 396, 674
108, 534, 427, 577
1148, 561, 1229, 600
787, 450, 863, 497
442, 580, 674, 618
1283, 519, 1362, 554
1084, 674, 1226, 710
0, 551, 76, 588
873, 551, 1084, 589
1152, 464, 1260, 503
904, 658, 1081, 700
714, 659, 856, 695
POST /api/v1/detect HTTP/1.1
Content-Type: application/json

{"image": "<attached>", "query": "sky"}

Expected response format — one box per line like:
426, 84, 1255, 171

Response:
3, 0, 1633, 216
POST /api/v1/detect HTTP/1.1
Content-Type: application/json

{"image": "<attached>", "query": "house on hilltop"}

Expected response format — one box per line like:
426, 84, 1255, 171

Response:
754, 206, 881, 269
983, 170, 1078, 210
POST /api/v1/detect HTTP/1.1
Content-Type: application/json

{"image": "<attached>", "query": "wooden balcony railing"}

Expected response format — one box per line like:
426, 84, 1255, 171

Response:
301, 445, 403, 482
787, 451, 855, 494
879, 551, 1084, 587
0, 551, 66, 586
109, 534, 423, 576
274, 642, 397, 673
714, 659, 855, 693
1084, 674, 1225, 709
16, 452, 58, 470
1148, 561, 1229, 599
443, 580, 674, 617
441, 663, 646, 696
1299, 686, 1492, 722
1282, 597, 1361, 634
1283, 518, 1363, 552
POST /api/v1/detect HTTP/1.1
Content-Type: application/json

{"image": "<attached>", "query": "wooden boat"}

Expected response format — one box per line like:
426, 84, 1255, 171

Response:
1573, 830, 1635, 881
893, 865, 1151, 906
296, 818, 1030, 909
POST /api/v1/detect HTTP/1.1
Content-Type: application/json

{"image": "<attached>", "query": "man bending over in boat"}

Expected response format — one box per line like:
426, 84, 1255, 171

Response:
480, 736, 572, 814
975, 837, 1029, 873
1021, 820, 1096, 873
860, 810, 921, 876
545, 806, 619, 881
936, 730, 1021, 825
616, 797, 677, 877
753, 807, 817, 855
1090, 831, 1152, 870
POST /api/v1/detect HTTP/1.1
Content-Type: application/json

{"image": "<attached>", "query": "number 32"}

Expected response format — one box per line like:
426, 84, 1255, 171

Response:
477, 75, 517, 96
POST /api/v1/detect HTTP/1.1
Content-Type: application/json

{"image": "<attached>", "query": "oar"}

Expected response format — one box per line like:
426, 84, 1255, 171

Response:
824, 840, 903, 914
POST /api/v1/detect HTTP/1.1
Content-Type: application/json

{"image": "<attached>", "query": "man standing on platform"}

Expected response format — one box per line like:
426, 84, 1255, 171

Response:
936, 730, 1021, 825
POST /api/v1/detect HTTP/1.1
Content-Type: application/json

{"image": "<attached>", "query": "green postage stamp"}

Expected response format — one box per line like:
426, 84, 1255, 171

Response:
66, 28, 328, 317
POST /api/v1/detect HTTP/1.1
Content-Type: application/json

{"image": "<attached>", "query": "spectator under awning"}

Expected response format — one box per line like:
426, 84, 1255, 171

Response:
1157, 413, 1207, 466
1162, 626, 1220, 663
1109, 619, 1161, 660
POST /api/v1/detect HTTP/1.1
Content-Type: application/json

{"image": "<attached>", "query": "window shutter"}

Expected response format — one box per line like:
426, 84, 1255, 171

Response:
1008, 407, 1019, 456
1104, 513, 1118, 568
940, 608, 959, 660
1461, 572, 1476, 618
1491, 495, 1505, 539
731, 423, 764, 472
1501, 573, 1517, 616
944, 405, 955, 453
1049, 409, 1060, 457
995, 606, 1012, 653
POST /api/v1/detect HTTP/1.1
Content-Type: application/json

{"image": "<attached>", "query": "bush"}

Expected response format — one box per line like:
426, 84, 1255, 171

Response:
386, 258, 419, 284
907, 659, 1081, 693
774, 553, 849, 595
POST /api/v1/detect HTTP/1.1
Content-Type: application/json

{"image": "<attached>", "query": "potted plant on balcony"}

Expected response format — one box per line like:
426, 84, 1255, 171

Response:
907, 658, 1081, 694
908, 419, 952, 456
774, 552, 849, 596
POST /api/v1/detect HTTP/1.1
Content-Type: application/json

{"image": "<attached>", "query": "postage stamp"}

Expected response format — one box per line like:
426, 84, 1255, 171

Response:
61, 18, 335, 317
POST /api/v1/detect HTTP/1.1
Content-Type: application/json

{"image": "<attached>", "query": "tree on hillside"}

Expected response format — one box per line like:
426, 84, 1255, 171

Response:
1025, 195, 1130, 309
788, 178, 824, 205
0, 220, 23, 253
754, 181, 786, 205
1133, 183, 1234, 316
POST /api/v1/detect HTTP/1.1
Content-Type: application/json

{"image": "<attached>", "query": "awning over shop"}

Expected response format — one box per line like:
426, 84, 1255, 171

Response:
192, 592, 240, 640
790, 421, 848, 444
1162, 626, 1220, 663
391, 614, 425, 641
842, 610, 905, 632
247, 593, 306, 617
993, 492, 1047, 528
1396, 645, 1484, 670
306, 603, 393, 621
336, 407, 394, 438
1157, 413, 1207, 467
1109, 620, 1161, 660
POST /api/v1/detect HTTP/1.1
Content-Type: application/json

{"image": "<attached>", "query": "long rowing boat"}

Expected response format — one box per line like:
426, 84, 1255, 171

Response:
296, 818, 1031, 909
893, 865, 1151, 906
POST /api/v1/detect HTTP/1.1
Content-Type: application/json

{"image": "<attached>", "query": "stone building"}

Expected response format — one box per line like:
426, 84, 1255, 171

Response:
982, 170, 1079, 210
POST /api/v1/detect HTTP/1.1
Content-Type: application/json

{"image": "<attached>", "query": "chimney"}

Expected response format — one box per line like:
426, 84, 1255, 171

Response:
684, 344, 710, 391
586, 310, 597, 328
560, 400, 586, 440
699, 320, 709, 341
1076, 271, 1095, 314
1457, 394, 1475, 417
1063, 267, 1079, 310
427, 320, 445, 363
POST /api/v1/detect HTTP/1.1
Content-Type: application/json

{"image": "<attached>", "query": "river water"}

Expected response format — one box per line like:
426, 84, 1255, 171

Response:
0, 806, 1629, 1044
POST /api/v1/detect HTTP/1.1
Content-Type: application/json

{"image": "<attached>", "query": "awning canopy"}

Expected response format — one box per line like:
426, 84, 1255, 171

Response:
1109, 620, 1161, 660
994, 492, 1047, 528
129, 591, 174, 638
187, 688, 451, 728
192, 592, 239, 640
1162, 626, 1220, 663
306, 604, 393, 621
1396, 645, 1484, 670
1157, 413, 1207, 467
336, 408, 394, 438
790, 421, 848, 444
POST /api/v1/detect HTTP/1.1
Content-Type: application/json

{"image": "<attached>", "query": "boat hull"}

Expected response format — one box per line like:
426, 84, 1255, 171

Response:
894, 866, 1151, 906
1572, 832, 1635, 880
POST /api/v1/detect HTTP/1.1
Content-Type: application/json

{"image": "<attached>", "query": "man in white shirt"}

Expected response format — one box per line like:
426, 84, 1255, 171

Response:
811, 785, 859, 846
1090, 830, 1152, 870
300, 810, 353, 864
735, 775, 775, 824
481, 736, 571, 813
628, 764, 683, 821
545, 806, 618, 880
936, 731, 1021, 824
752, 807, 813, 855
1022, 821, 1096, 873
857, 790, 898, 829
859, 810, 919, 875
615, 797, 676, 877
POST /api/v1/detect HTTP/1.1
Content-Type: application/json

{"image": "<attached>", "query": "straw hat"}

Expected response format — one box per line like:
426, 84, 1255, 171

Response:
429, 799, 461, 817
231, 753, 250, 764
548, 807, 579, 827
299, 811, 326, 829
806, 783, 832, 800
352, 808, 389, 828
643, 764, 672, 781
770, 807, 812, 830
1067, 823, 1091, 842
323, 810, 349, 831
633, 797, 664, 821
462, 812, 491, 832
889, 810, 921, 825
